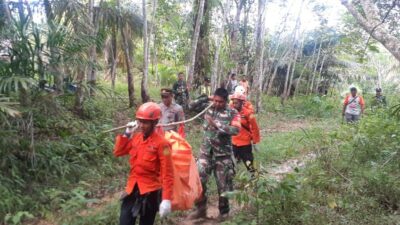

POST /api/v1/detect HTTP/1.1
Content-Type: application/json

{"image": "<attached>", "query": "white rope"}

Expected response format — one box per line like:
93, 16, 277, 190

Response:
102, 103, 214, 133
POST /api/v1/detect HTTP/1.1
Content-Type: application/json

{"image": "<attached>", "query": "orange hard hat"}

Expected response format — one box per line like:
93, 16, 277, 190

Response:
135, 102, 161, 120
231, 93, 246, 101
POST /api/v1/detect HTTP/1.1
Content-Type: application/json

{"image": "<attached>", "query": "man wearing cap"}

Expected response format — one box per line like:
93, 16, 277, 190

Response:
342, 87, 365, 123
159, 88, 185, 137
372, 88, 387, 108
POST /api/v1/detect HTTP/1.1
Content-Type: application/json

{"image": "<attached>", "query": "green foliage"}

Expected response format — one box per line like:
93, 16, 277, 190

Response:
231, 108, 400, 225
264, 95, 339, 119
0, 93, 127, 223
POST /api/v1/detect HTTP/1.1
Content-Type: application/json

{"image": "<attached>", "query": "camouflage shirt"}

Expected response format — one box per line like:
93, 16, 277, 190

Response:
159, 102, 185, 131
201, 106, 241, 157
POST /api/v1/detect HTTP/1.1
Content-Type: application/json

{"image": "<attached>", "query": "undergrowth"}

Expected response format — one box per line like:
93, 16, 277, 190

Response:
228, 106, 400, 225
0, 91, 130, 224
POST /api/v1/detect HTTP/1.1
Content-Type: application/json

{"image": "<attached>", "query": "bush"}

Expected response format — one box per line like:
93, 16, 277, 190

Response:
229, 109, 400, 225
0, 93, 127, 223
263, 95, 339, 119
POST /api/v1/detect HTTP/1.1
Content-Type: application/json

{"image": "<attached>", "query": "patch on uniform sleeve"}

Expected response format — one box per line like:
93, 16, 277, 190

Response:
232, 120, 241, 127
163, 145, 171, 156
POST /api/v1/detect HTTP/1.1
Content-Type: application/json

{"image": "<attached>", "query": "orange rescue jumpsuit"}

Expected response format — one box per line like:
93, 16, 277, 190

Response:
231, 105, 260, 174
114, 132, 174, 199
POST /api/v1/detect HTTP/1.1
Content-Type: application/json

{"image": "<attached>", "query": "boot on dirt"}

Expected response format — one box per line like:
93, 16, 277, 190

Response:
187, 207, 207, 220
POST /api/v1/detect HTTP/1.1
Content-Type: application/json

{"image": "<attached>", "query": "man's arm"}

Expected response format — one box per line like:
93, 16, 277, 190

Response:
113, 135, 131, 157
218, 110, 241, 135
249, 113, 260, 144
172, 82, 178, 95
158, 142, 174, 200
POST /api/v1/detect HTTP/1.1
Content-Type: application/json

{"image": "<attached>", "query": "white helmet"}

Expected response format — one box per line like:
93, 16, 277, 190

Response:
234, 85, 245, 95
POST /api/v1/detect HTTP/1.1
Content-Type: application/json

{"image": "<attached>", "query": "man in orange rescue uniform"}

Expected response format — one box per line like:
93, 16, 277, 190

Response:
231, 93, 260, 176
113, 102, 174, 225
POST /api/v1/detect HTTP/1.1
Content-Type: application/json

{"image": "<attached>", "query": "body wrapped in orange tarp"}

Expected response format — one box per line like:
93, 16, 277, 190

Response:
164, 131, 203, 211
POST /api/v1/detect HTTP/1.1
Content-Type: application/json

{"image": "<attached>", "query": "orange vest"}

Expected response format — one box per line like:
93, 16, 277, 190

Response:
232, 107, 260, 146
113, 132, 174, 200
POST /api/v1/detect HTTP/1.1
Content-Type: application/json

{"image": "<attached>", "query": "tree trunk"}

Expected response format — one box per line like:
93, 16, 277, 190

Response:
74, 68, 85, 116
282, 58, 292, 101
211, 0, 230, 93
286, 35, 304, 100
342, 0, 400, 62
266, 49, 290, 96
254, 0, 267, 113
2, 0, 11, 22
314, 54, 327, 93
305, 40, 318, 94
294, 59, 311, 98
121, 25, 135, 108
309, 40, 322, 94
43, 0, 64, 93
230, 0, 245, 74
187, 0, 206, 90
141, 0, 150, 103
110, 24, 118, 92
193, 0, 210, 89
150, 0, 159, 85
87, 0, 97, 96
153, 35, 159, 85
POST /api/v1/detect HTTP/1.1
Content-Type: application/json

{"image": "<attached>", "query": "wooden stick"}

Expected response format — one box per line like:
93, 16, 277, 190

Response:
102, 103, 214, 133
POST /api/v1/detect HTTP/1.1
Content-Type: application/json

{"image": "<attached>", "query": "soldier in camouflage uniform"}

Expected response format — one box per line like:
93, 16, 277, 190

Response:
173, 72, 189, 110
190, 88, 241, 220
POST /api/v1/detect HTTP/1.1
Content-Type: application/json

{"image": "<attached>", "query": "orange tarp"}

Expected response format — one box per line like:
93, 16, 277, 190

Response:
164, 131, 203, 211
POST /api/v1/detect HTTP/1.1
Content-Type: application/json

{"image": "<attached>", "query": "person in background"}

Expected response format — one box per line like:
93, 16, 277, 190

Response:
231, 92, 260, 176
226, 73, 238, 95
113, 102, 174, 225
372, 87, 387, 108
199, 77, 211, 97
189, 88, 240, 221
233, 85, 254, 113
173, 72, 189, 109
159, 88, 185, 137
239, 76, 249, 96
342, 87, 365, 123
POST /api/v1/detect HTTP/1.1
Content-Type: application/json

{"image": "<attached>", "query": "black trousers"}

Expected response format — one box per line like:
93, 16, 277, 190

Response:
119, 186, 161, 225
232, 144, 256, 174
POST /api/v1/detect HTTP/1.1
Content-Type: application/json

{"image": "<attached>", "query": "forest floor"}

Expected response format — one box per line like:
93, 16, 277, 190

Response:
27, 111, 333, 225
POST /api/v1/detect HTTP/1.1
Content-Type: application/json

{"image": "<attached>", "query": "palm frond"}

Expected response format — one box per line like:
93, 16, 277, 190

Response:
0, 95, 20, 117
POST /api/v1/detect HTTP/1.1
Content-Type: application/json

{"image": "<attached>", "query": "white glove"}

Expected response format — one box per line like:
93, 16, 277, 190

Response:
159, 200, 171, 218
124, 121, 138, 136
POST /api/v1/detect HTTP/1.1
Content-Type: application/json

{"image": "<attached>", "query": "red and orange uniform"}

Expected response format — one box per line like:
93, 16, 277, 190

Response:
113, 132, 174, 200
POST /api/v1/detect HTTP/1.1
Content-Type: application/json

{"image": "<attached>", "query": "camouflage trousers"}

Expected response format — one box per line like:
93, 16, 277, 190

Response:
196, 153, 235, 215
175, 95, 188, 110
